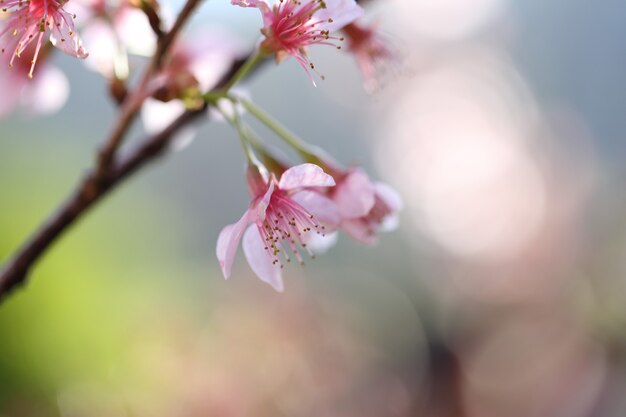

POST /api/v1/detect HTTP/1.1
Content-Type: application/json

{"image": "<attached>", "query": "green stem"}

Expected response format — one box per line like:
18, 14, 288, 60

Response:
237, 97, 313, 158
221, 50, 267, 93
217, 104, 259, 166
203, 90, 227, 105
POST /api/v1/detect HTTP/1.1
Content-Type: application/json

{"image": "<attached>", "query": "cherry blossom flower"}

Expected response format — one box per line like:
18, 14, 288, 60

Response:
266, 143, 402, 245
0, 0, 88, 78
216, 163, 341, 291
329, 166, 403, 245
231, 0, 363, 78
152, 27, 246, 100
343, 21, 394, 92
141, 28, 247, 150
79, 0, 157, 78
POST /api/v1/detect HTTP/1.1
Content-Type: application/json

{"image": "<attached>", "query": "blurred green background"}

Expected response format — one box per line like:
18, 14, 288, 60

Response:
2, 0, 626, 416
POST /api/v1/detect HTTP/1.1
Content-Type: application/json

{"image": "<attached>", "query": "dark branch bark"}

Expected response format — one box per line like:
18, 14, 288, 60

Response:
96, 0, 204, 178
0, 0, 366, 302
0, 52, 256, 302
0, 106, 207, 302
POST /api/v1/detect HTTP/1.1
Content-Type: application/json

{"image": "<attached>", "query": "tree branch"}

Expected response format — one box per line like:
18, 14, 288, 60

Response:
0, 106, 206, 302
0, 0, 371, 302
0, 49, 254, 303
0, 0, 379, 303
96, 0, 204, 179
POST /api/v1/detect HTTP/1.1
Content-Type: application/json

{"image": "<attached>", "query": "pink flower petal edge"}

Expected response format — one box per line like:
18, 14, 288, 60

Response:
242, 226, 284, 292
332, 168, 376, 219
278, 163, 336, 191
216, 210, 252, 278
329, 167, 403, 245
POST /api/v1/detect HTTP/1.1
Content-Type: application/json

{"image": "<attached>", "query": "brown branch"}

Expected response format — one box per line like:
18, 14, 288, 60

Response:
0, 55, 256, 303
96, 0, 204, 179
139, 0, 166, 40
0, 105, 205, 300
152, 0, 202, 68
0, 0, 215, 300
0, 108, 206, 302
0, 0, 378, 303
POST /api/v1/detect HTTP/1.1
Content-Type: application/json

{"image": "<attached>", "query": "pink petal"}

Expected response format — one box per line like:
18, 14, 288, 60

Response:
80, 20, 118, 76
141, 98, 186, 133
242, 226, 284, 292
63, 0, 93, 23
141, 98, 196, 151
278, 163, 335, 191
379, 213, 400, 232
189, 52, 231, 92
231, 0, 272, 19
342, 219, 377, 246
230, 0, 263, 6
216, 209, 253, 278
313, 0, 364, 32
333, 169, 376, 219
115, 7, 157, 56
49, 10, 88, 58
291, 190, 341, 232
186, 27, 246, 91
256, 180, 275, 220
374, 182, 403, 212
303, 231, 339, 254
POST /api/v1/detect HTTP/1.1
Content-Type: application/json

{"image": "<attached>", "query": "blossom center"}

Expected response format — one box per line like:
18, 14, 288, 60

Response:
257, 191, 325, 268
0, 0, 76, 77
261, 0, 344, 77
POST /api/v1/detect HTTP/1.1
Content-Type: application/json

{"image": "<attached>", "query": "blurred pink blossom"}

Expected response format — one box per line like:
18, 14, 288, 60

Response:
141, 27, 247, 150
343, 21, 395, 92
152, 26, 246, 99
305, 149, 403, 245
331, 167, 402, 245
79, 0, 157, 77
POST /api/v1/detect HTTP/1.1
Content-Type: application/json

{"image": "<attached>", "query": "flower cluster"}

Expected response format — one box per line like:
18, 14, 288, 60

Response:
0, 0, 402, 296
0, 0, 393, 116
217, 151, 401, 291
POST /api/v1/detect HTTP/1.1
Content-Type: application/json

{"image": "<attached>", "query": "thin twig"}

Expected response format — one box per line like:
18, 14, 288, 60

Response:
140, 0, 166, 40
0, 108, 206, 302
96, 0, 204, 179
0, 55, 255, 303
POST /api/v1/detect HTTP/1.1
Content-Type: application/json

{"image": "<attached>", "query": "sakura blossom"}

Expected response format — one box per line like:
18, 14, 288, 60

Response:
343, 21, 394, 91
152, 27, 246, 99
0, 0, 88, 78
216, 163, 341, 291
141, 28, 247, 150
78, 0, 159, 78
330, 167, 402, 245
231, 0, 363, 78
0, 0, 405, 303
